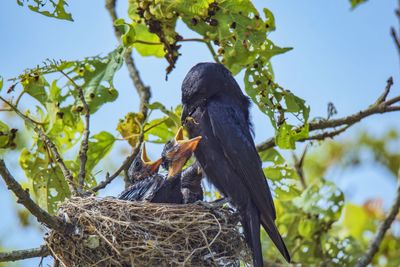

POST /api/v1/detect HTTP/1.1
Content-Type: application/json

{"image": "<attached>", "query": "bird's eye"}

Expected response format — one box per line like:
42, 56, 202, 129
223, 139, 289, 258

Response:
135, 161, 140, 168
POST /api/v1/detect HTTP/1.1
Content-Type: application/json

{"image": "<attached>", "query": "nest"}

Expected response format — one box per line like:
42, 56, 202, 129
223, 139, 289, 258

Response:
46, 197, 251, 267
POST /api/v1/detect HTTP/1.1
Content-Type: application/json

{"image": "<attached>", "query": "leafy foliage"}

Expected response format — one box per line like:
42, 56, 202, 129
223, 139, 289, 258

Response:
3, 47, 124, 213
17, 0, 73, 21
116, 102, 182, 147
121, 0, 309, 149
2, 1, 399, 266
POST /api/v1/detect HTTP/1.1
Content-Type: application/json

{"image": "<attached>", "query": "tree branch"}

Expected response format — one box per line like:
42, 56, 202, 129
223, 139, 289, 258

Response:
89, 138, 142, 193
105, 0, 152, 188
0, 160, 70, 232
59, 70, 90, 191
0, 96, 79, 195
292, 145, 308, 190
0, 245, 49, 262
256, 77, 398, 152
355, 169, 400, 267
105, 0, 151, 120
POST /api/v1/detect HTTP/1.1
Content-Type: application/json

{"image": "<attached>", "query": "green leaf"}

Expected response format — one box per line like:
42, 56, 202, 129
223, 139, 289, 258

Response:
19, 148, 70, 214
264, 165, 296, 181
275, 181, 301, 201
275, 122, 309, 150
77, 48, 125, 114
21, 74, 49, 106
293, 180, 344, 221
298, 219, 316, 238
147, 102, 181, 125
263, 8, 276, 31
144, 104, 182, 143
46, 106, 84, 151
84, 131, 115, 174
114, 19, 137, 47
0, 120, 17, 149
19, 0, 73, 21
0, 76, 3, 92
131, 23, 165, 58
350, 0, 368, 9
259, 148, 285, 164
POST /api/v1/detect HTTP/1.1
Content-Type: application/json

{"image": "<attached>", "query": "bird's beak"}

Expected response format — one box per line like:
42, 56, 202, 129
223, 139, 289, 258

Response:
141, 143, 162, 173
181, 105, 188, 124
167, 129, 202, 177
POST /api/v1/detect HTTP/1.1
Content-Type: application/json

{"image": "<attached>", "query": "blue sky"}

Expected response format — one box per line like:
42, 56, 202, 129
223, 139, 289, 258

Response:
0, 0, 399, 266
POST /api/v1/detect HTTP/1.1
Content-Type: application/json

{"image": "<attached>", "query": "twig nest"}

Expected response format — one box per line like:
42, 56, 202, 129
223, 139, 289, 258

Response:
46, 197, 251, 267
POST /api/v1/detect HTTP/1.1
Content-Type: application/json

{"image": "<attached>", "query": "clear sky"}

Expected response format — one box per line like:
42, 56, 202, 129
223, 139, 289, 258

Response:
0, 1, 399, 266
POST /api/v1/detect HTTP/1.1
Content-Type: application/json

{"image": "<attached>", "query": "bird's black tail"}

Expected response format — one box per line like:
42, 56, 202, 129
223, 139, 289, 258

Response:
260, 213, 291, 263
242, 203, 263, 267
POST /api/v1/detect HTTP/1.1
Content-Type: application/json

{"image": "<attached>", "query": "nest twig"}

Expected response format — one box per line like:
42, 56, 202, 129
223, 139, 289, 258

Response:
46, 197, 251, 267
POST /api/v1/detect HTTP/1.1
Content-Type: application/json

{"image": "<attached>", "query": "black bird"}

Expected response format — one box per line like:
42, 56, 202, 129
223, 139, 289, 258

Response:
119, 127, 202, 203
152, 127, 202, 203
118, 143, 163, 201
181, 63, 290, 266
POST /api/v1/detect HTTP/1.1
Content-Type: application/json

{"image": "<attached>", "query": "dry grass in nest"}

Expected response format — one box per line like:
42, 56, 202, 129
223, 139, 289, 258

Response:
46, 197, 251, 266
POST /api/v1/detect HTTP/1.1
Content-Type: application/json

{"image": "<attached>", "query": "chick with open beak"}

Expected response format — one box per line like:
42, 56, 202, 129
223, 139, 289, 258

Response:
119, 143, 163, 201
151, 127, 202, 203
119, 128, 202, 203
161, 127, 202, 178
127, 143, 162, 183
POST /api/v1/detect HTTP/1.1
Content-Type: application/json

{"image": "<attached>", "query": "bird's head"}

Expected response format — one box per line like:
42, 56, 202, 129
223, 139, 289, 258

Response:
161, 127, 202, 178
181, 63, 232, 106
128, 143, 162, 182
181, 62, 248, 121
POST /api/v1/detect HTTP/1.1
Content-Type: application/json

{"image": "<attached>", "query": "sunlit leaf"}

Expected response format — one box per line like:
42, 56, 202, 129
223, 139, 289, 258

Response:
84, 131, 115, 173
117, 112, 144, 147
18, 0, 73, 21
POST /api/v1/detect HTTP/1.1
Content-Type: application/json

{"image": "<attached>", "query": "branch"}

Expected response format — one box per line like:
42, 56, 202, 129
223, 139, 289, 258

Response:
105, 0, 151, 120
0, 245, 49, 262
90, 143, 141, 192
59, 70, 90, 191
355, 169, 400, 267
0, 96, 79, 195
256, 77, 398, 151
292, 145, 308, 190
105, 0, 152, 188
0, 160, 70, 232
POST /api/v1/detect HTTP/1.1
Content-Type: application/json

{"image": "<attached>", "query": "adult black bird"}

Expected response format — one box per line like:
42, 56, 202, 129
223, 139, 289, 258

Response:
181, 63, 290, 266
119, 127, 202, 204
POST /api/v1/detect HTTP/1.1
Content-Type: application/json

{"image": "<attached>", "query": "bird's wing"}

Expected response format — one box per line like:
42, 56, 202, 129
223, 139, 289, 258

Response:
118, 177, 160, 201
207, 100, 276, 219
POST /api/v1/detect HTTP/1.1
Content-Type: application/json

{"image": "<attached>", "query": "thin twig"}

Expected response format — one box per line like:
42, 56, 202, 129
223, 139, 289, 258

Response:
59, 69, 91, 190
355, 169, 400, 267
0, 160, 70, 232
90, 139, 142, 193
301, 125, 350, 142
292, 145, 308, 190
0, 245, 49, 262
0, 96, 79, 195
205, 41, 220, 63
256, 78, 399, 152
391, 26, 400, 56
